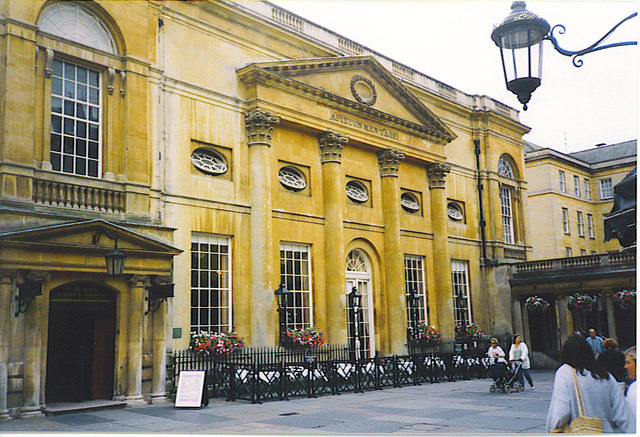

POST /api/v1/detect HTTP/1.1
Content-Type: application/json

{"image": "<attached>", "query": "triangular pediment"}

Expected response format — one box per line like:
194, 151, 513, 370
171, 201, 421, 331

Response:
0, 219, 181, 256
238, 56, 455, 143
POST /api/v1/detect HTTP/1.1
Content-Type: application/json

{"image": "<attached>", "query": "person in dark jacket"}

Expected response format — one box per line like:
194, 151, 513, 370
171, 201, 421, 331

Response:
597, 338, 627, 383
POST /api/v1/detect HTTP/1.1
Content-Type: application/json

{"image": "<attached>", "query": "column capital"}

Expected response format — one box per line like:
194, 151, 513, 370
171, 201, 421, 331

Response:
377, 148, 405, 177
318, 131, 349, 163
245, 109, 280, 147
426, 162, 450, 189
128, 275, 150, 287
25, 271, 50, 283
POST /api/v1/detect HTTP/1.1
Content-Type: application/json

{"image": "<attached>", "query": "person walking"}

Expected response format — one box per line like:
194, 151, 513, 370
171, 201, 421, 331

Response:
597, 338, 627, 383
586, 328, 604, 357
624, 346, 636, 420
546, 334, 634, 433
509, 334, 534, 390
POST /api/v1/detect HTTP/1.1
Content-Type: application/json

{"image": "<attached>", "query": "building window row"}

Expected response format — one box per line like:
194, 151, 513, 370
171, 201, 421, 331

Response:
558, 170, 591, 200
561, 208, 595, 239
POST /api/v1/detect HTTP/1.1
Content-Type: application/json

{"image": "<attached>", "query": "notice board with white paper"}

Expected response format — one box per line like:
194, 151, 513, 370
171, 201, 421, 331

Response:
175, 370, 205, 408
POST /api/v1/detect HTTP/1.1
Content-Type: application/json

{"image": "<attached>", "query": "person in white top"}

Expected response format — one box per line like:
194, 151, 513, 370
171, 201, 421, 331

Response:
486, 338, 507, 364
509, 334, 534, 390
624, 346, 636, 424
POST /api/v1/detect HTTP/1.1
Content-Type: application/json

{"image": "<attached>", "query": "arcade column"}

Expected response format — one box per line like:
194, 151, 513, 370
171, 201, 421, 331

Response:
0, 272, 14, 421
245, 109, 280, 346
126, 275, 147, 406
426, 163, 455, 341
378, 148, 406, 354
318, 131, 349, 343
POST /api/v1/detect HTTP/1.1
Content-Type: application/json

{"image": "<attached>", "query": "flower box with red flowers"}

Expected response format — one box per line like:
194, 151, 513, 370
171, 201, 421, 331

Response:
525, 295, 550, 312
613, 290, 636, 310
283, 327, 326, 348
455, 323, 484, 339
409, 323, 442, 345
567, 293, 599, 312
189, 329, 245, 355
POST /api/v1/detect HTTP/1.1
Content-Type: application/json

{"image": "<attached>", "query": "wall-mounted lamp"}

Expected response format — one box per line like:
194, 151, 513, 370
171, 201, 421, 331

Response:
93, 229, 126, 276
145, 282, 174, 315
14, 280, 43, 316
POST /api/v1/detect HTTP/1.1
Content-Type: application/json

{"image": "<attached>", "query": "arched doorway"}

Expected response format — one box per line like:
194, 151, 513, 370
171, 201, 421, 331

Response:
46, 282, 116, 402
345, 249, 375, 358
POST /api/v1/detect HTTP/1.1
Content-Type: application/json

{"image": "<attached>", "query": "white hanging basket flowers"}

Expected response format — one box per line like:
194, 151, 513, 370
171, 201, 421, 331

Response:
524, 295, 550, 312
567, 293, 599, 312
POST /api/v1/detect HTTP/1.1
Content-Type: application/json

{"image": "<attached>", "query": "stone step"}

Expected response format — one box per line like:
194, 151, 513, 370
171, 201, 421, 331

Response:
44, 400, 127, 416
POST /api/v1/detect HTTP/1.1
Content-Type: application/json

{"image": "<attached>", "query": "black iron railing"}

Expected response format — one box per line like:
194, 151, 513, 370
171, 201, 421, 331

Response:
170, 343, 493, 404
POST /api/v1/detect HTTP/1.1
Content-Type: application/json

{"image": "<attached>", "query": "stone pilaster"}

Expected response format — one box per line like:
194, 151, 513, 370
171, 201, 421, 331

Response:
512, 298, 524, 341
318, 131, 348, 343
150, 277, 170, 405
556, 295, 571, 346
245, 109, 280, 346
604, 293, 617, 341
126, 275, 148, 406
426, 163, 455, 341
0, 273, 15, 421
20, 271, 49, 418
378, 148, 406, 354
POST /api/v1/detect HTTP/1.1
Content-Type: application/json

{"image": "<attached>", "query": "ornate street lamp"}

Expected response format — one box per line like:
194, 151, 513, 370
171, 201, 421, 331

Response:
275, 283, 291, 344
492, 1, 637, 110
406, 289, 420, 342
93, 229, 126, 276
347, 286, 363, 361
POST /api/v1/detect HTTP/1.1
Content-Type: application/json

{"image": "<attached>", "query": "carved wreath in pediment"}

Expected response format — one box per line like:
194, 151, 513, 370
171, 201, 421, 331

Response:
350, 75, 377, 106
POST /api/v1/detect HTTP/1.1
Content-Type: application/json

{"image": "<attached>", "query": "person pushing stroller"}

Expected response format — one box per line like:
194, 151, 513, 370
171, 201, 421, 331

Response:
487, 338, 509, 390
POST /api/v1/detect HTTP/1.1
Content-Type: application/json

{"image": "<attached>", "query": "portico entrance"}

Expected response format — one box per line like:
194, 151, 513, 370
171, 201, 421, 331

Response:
46, 282, 116, 402
345, 249, 375, 358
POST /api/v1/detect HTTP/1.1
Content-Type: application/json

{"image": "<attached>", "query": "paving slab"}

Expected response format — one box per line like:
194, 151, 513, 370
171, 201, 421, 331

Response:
0, 369, 557, 434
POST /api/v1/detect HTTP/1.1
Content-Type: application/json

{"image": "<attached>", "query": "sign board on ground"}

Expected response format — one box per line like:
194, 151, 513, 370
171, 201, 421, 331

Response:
175, 370, 205, 408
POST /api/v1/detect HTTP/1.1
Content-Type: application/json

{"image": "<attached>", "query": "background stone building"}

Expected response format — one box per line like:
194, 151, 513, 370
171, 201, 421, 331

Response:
0, 0, 531, 417
510, 140, 636, 357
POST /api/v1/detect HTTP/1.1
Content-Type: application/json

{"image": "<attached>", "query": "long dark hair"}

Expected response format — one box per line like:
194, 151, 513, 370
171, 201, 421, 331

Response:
561, 334, 609, 379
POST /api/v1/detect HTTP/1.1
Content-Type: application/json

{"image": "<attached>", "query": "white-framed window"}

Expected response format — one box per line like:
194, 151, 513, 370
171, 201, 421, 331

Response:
191, 234, 231, 334
50, 59, 102, 177
600, 178, 613, 199
559, 170, 566, 192
580, 249, 587, 256
577, 211, 584, 237
562, 208, 570, 234
498, 156, 515, 179
584, 179, 591, 199
574, 175, 580, 197
591, 251, 596, 255
500, 187, 514, 244
280, 242, 312, 330
566, 247, 572, 257
404, 255, 427, 326
451, 260, 472, 329
587, 214, 595, 238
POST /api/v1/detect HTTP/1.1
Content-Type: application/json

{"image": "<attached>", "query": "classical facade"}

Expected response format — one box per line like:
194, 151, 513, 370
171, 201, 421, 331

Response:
0, 1, 531, 417
510, 141, 637, 356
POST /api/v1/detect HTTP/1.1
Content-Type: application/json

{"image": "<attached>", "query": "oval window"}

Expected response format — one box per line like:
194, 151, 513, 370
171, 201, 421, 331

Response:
346, 180, 368, 203
447, 202, 464, 221
191, 148, 228, 175
278, 166, 306, 191
401, 192, 420, 213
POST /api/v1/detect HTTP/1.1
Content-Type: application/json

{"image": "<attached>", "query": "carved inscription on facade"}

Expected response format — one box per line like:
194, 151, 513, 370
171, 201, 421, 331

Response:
329, 112, 398, 140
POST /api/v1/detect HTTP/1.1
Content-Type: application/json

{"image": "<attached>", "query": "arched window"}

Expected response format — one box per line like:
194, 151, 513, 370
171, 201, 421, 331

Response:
38, 2, 117, 54
39, 2, 118, 178
497, 156, 515, 179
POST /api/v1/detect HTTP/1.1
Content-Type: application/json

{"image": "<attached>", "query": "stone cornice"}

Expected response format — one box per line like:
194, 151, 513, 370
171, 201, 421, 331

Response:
237, 60, 455, 144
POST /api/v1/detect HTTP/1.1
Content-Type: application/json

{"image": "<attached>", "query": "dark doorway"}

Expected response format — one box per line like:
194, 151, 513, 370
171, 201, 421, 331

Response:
46, 283, 116, 403
528, 307, 557, 355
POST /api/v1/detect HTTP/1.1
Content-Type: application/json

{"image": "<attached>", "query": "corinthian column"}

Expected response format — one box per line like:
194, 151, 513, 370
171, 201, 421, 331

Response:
426, 162, 455, 341
318, 131, 349, 343
0, 272, 14, 421
246, 109, 280, 346
126, 275, 147, 406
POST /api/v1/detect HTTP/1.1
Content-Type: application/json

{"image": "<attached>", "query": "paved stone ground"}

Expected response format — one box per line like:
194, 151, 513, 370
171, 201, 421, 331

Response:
0, 370, 555, 434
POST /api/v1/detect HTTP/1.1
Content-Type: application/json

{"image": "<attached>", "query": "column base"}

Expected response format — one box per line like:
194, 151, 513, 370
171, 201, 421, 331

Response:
0, 410, 11, 421
124, 395, 147, 408
150, 393, 169, 405
19, 405, 44, 418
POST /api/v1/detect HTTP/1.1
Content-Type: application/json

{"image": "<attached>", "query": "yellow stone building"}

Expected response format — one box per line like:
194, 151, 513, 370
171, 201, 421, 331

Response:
524, 140, 637, 259
0, 1, 532, 416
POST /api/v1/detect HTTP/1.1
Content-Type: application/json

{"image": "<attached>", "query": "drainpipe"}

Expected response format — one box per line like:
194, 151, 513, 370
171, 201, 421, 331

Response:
474, 139, 490, 266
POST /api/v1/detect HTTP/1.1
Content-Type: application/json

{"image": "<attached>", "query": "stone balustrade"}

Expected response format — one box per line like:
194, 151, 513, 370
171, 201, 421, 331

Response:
33, 177, 125, 213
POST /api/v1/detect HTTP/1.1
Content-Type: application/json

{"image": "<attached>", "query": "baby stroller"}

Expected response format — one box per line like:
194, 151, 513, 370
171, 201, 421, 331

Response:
489, 360, 523, 394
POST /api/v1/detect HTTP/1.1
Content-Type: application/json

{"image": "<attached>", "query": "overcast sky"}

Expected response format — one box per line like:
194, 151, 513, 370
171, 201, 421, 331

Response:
270, 1, 638, 153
